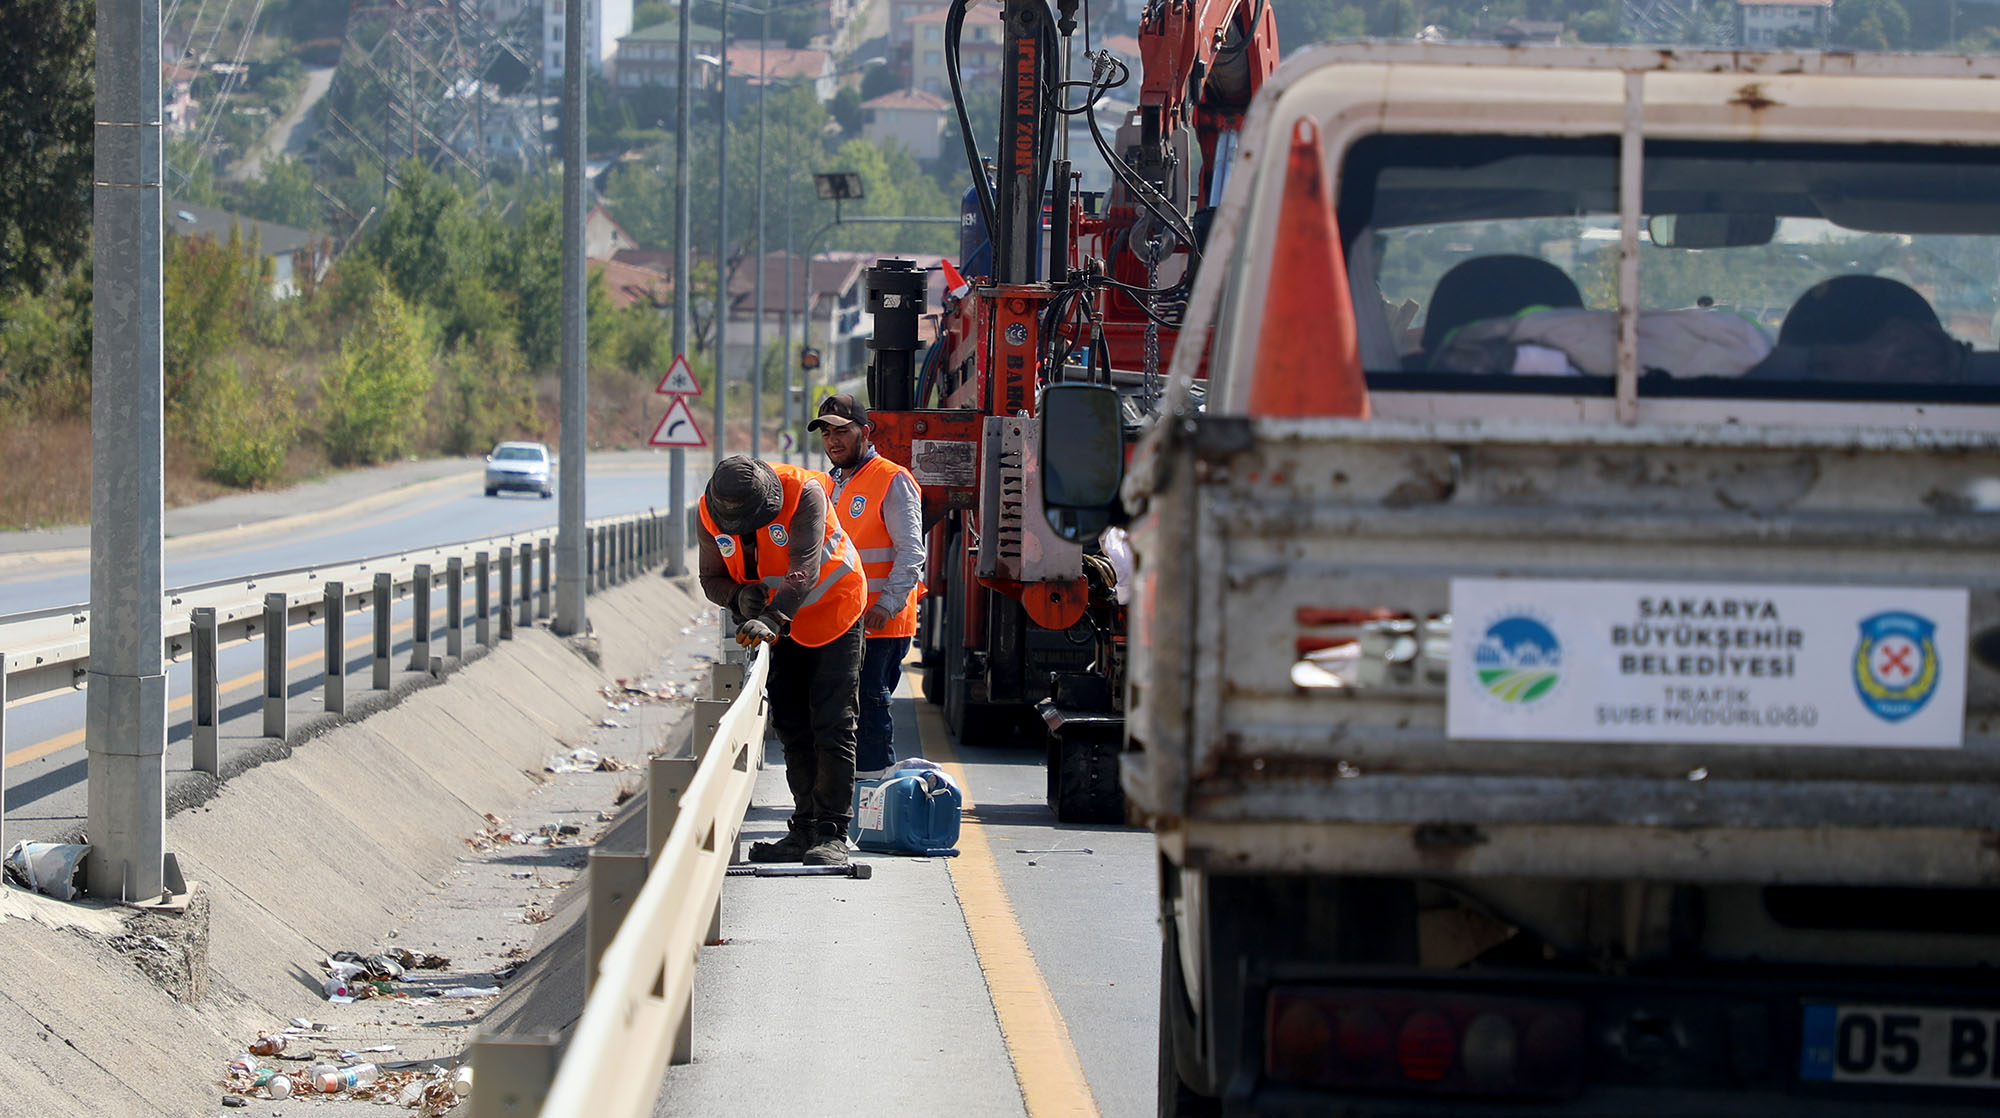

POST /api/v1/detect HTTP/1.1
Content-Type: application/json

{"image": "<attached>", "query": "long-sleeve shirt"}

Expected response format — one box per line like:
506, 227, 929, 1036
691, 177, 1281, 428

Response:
830, 447, 925, 618
697, 480, 828, 630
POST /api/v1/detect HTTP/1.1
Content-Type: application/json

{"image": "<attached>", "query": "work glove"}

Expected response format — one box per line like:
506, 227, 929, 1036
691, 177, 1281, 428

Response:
734, 583, 771, 620
735, 618, 778, 647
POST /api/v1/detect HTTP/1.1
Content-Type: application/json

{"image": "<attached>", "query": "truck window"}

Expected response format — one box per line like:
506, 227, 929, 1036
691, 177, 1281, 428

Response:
1341, 134, 2000, 401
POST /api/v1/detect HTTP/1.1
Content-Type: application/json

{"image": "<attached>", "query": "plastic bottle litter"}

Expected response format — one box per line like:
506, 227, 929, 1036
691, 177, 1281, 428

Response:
397, 1081, 427, 1106
315, 1063, 379, 1093
453, 1065, 475, 1097
248, 1033, 286, 1056
321, 975, 355, 1001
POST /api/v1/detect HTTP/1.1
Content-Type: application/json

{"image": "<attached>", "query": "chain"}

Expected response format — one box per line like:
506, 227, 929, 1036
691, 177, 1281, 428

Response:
1142, 252, 1161, 411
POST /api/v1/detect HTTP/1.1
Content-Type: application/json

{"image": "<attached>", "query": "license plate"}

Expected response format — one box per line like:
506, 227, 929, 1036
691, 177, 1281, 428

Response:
1800, 1003, 2000, 1088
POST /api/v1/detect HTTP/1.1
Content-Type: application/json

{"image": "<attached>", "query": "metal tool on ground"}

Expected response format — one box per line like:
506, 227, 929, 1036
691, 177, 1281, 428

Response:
1014, 847, 1092, 855
725, 863, 873, 879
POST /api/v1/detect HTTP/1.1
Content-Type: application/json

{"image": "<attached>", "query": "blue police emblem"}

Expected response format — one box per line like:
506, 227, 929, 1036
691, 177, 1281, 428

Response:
850, 495, 867, 519
1853, 611, 1939, 722
768, 524, 789, 547
715, 535, 736, 558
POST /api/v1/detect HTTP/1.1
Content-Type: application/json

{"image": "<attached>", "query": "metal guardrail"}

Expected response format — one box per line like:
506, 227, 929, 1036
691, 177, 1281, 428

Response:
0, 509, 673, 711
467, 646, 769, 1117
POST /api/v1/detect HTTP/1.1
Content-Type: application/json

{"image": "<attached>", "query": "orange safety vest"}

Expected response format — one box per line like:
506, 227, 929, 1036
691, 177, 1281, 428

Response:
833, 455, 927, 639
698, 463, 866, 647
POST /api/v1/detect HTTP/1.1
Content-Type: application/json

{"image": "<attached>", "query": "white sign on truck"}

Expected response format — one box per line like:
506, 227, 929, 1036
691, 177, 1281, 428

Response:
1447, 577, 1969, 747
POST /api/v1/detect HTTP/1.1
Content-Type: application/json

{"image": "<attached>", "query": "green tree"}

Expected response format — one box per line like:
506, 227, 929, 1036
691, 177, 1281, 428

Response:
243, 156, 325, 230
185, 361, 300, 486
0, 0, 93, 295
0, 262, 92, 414
164, 223, 271, 404
321, 284, 436, 464
831, 86, 864, 136
1835, 0, 1911, 48
362, 161, 490, 310
437, 334, 537, 455
860, 62, 900, 100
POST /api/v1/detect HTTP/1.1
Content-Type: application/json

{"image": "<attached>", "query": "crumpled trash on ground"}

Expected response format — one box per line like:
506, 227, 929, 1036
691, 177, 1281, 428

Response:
545, 747, 630, 773
3, 841, 90, 901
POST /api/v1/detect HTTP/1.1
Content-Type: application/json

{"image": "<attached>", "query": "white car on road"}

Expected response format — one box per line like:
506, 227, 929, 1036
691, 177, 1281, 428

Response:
484, 441, 553, 498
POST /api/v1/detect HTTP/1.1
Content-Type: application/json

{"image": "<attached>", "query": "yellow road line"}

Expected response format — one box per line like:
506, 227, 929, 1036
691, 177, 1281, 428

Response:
3, 612, 436, 770
915, 687, 1100, 1118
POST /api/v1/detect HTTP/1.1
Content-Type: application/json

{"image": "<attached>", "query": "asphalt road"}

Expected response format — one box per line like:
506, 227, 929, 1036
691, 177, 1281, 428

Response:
0, 450, 704, 843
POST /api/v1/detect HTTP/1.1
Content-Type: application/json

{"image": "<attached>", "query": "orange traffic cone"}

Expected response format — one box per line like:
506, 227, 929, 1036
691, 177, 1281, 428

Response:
1247, 118, 1370, 418
941, 258, 971, 300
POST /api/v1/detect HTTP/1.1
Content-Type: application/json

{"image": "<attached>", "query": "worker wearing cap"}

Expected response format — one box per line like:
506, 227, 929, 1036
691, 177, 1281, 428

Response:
698, 455, 867, 865
810, 394, 927, 779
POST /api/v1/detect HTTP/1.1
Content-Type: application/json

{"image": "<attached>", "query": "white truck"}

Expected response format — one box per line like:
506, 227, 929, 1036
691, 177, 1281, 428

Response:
1041, 43, 2000, 1116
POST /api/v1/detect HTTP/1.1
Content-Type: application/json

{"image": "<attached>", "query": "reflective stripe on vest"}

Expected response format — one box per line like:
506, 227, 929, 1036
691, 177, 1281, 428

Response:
699, 463, 866, 647
832, 455, 925, 638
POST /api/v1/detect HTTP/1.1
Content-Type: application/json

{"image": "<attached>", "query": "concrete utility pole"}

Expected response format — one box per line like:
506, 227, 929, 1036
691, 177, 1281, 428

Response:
668, 0, 695, 577
712, 0, 730, 471
553, 0, 589, 634
87, 0, 169, 902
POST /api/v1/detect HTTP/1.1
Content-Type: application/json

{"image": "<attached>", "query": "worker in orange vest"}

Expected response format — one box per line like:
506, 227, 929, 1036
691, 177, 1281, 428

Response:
810, 394, 927, 779
698, 455, 868, 866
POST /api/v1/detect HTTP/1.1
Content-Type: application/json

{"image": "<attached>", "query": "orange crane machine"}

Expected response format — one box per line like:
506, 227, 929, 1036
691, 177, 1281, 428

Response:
858, 0, 1278, 821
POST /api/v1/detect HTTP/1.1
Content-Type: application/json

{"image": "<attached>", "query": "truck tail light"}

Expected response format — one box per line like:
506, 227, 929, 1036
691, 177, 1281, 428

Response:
1264, 987, 1582, 1098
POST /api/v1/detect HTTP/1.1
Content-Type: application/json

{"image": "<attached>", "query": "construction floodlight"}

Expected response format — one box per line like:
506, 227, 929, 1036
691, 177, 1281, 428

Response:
814, 172, 865, 201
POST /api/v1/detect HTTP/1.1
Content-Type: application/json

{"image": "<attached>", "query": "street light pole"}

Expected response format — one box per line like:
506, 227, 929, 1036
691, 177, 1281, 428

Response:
669, 0, 695, 575
752, 13, 767, 457
712, 0, 730, 471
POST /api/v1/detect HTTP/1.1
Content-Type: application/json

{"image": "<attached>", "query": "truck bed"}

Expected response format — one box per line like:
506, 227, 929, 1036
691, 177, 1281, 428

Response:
1122, 414, 2000, 886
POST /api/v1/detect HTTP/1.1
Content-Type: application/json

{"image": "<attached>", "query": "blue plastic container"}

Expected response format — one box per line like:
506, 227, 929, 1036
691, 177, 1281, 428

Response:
851, 769, 962, 855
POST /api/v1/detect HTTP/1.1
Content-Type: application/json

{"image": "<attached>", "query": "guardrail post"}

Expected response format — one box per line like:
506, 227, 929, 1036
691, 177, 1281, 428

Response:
647, 755, 698, 863
191, 608, 219, 774
498, 551, 514, 641
263, 592, 288, 739
692, 700, 728, 763
711, 660, 745, 703
373, 572, 392, 690
600, 525, 613, 590
1, 652, 7, 857
410, 564, 432, 670
476, 551, 492, 647
537, 539, 552, 620
580, 527, 594, 596
467, 1033, 557, 1118
623, 521, 636, 581
585, 848, 649, 997
447, 557, 465, 659
517, 543, 533, 630
323, 582, 345, 715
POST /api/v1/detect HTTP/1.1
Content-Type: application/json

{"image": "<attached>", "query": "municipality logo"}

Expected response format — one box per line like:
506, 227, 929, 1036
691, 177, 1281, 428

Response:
767, 524, 789, 547
1853, 611, 1939, 722
849, 495, 867, 520
1474, 615, 1562, 704
714, 535, 736, 558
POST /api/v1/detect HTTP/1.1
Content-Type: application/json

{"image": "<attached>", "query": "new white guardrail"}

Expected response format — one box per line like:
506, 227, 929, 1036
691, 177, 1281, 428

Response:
466, 645, 770, 1117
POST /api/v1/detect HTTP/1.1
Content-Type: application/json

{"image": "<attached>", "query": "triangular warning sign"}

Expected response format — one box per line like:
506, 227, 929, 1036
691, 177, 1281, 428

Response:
648, 396, 708, 448
656, 353, 702, 397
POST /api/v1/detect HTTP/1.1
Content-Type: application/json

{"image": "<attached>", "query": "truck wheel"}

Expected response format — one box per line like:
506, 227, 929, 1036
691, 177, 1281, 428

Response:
1049, 726, 1124, 823
1159, 925, 1221, 1118
941, 550, 1014, 745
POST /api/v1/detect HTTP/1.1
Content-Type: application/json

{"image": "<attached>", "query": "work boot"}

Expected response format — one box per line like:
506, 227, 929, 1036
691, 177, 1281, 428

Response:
802, 822, 850, 867
748, 824, 813, 863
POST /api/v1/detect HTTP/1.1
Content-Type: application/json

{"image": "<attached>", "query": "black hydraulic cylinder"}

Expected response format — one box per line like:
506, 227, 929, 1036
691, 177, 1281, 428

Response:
996, 0, 1048, 284
865, 258, 925, 411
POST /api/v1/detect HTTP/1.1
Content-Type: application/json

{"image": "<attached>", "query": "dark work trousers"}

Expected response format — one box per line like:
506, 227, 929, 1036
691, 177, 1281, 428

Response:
856, 635, 911, 772
767, 619, 864, 830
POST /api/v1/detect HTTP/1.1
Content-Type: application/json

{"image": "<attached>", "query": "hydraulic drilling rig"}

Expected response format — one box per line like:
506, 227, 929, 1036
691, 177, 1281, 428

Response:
858, 0, 1278, 821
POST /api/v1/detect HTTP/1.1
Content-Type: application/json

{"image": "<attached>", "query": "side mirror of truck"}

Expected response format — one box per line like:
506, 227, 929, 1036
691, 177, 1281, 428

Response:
1039, 383, 1124, 543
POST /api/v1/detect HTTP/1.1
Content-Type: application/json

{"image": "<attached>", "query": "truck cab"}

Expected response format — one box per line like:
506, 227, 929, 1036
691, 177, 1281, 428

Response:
1046, 43, 2000, 1115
